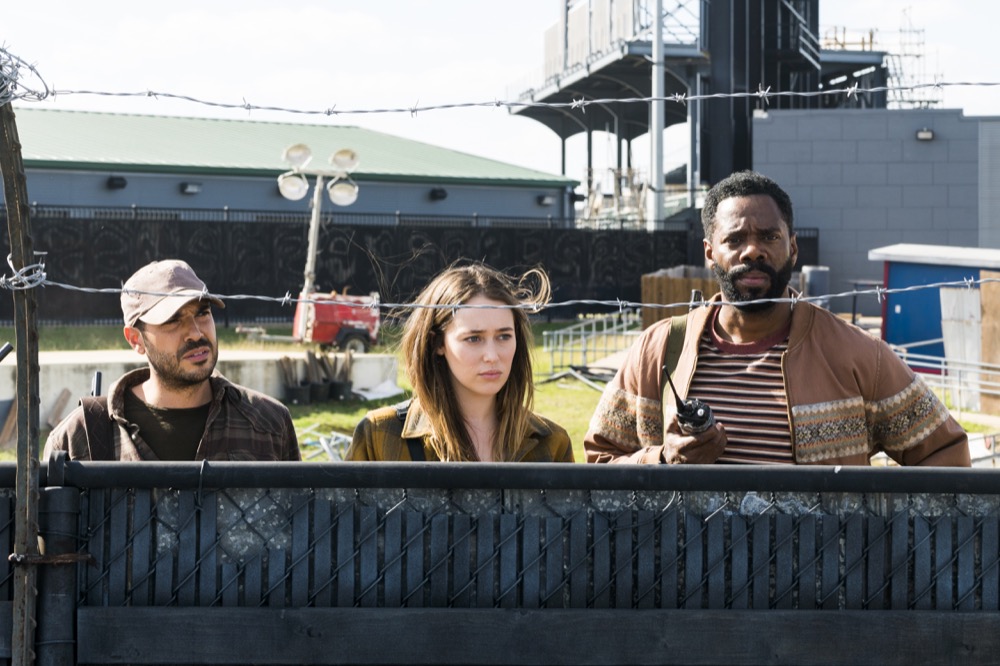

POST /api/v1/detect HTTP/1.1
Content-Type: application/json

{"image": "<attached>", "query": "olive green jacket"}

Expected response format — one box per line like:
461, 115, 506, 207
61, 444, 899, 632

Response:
347, 398, 574, 462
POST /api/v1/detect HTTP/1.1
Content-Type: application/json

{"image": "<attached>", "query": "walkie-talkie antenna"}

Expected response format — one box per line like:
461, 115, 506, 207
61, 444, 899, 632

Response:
663, 368, 686, 412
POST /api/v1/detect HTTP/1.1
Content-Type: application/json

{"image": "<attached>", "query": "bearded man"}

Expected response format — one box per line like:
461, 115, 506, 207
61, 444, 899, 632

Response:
45, 260, 300, 461
585, 171, 969, 466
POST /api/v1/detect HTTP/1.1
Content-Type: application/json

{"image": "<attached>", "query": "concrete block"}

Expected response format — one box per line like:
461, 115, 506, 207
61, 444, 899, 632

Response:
841, 115, 889, 140
948, 186, 978, 211
858, 185, 902, 208
811, 140, 857, 163
934, 162, 978, 185
935, 205, 977, 230
0, 350, 399, 429
901, 141, 949, 162
810, 186, 857, 208
840, 163, 886, 186
901, 184, 948, 208
767, 141, 813, 163
858, 140, 902, 162
796, 117, 842, 141
797, 207, 842, 231
888, 163, 934, 185
795, 163, 842, 186
887, 207, 933, 230
948, 139, 979, 162
840, 207, 888, 230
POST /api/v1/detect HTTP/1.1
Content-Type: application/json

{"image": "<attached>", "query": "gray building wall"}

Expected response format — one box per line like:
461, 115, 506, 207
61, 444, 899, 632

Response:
23, 169, 574, 221
979, 119, 1000, 249
753, 108, 979, 316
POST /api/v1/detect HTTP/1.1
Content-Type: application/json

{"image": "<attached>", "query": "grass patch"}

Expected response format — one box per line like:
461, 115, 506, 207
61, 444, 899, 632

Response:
7, 321, 987, 466
292, 320, 599, 462
4, 320, 600, 463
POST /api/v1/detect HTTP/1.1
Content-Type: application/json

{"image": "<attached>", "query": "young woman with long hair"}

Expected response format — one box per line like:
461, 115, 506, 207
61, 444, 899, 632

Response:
346, 263, 573, 462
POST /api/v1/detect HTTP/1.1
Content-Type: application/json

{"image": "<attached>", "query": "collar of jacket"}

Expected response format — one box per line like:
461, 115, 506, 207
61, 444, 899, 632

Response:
108, 366, 236, 417
399, 398, 553, 441
693, 288, 816, 349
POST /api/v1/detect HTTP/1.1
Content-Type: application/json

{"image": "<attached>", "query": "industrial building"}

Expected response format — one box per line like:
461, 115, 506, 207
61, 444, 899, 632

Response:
506, 0, 998, 317
12, 108, 579, 224
9, 0, 997, 322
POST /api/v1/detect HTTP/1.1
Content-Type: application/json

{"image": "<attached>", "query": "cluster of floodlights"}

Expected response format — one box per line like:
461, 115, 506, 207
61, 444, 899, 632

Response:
276, 143, 360, 206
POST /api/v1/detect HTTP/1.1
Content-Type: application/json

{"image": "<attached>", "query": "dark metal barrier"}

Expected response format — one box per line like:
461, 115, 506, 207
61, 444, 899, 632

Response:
7, 461, 995, 665
0, 207, 821, 323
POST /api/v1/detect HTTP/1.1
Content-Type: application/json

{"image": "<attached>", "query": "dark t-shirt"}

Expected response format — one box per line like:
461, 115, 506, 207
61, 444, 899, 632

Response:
124, 390, 210, 461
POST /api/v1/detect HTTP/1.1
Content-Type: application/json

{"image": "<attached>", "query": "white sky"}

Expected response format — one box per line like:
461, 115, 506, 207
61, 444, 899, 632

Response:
6, 0, 1000, 186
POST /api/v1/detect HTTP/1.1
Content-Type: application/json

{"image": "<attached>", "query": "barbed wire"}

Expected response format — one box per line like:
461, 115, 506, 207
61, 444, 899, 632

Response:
20, 81, 1000, 117
1, 45, 997, 117
2, 45, 996, 319
0, 45, 49, 107
10, 256, 996, 316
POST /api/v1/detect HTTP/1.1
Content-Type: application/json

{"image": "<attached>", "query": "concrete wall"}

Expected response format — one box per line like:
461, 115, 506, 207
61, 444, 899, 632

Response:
753, 108, 980, 316
0, 350, 398, 430
979, 120, 1000, 249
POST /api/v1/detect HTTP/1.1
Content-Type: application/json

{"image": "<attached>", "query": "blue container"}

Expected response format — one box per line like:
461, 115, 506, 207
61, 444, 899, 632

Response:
868, 243, 1000, 359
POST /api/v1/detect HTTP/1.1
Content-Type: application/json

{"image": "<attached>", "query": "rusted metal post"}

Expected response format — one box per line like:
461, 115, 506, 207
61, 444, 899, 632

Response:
35, 487, 79, 666
1, 100, 43, 665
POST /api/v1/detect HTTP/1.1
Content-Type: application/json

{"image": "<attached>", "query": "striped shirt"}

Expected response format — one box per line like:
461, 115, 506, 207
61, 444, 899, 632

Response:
687, 313, 793, 464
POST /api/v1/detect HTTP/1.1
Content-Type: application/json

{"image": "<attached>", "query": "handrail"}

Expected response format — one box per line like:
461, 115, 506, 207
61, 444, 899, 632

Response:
11, 458, 1000, 494
543, 309, 641, 372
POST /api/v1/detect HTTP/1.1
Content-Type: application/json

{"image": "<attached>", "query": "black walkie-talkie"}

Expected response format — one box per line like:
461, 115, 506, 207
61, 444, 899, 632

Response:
663, 369, 715, 434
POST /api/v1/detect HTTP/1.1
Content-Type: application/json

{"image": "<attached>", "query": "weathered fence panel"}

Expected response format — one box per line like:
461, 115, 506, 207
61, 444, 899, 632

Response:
4, 461, 997, 665
0, 208, 820, 323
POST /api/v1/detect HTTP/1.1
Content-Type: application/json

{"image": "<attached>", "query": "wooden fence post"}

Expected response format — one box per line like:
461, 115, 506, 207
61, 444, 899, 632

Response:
1, 99, 43, 666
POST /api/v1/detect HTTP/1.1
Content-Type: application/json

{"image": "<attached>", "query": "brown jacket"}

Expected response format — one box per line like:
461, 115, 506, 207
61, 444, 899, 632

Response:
348, 398, 574, 462
585, 295, 969, 466
44, 368, 300, 461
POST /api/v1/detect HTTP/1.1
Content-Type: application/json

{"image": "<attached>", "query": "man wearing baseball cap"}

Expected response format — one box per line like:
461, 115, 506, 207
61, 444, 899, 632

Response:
44, 259, 300, 461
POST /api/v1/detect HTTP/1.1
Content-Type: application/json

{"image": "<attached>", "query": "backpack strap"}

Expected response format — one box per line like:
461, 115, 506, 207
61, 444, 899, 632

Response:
80, 395, 115, 461
664, 314, 688, 377
661, 314, 689, 407
394, 400, 426, 462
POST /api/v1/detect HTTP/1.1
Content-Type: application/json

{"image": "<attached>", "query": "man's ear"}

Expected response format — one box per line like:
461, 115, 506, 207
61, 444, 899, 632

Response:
123, 326, 145, 355
703, 237, 715, 267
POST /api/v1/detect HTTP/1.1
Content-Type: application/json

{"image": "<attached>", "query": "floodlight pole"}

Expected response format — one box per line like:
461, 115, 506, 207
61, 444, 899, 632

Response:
302, 173, 325, 298
277, 145, 359, 342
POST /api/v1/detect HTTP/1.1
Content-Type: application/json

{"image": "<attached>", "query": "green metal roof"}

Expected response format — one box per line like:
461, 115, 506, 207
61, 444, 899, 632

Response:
12, 108, 577, 188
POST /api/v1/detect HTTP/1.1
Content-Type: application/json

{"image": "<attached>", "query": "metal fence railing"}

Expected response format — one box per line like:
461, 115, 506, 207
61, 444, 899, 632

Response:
4, 460, 1000, 664
1, 204, 577, 229
542, 309, 642, 374
895, 349, 1000, 414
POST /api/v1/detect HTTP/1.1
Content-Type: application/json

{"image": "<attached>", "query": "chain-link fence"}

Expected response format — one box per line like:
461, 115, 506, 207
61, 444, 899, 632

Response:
3, 460, 1000, 664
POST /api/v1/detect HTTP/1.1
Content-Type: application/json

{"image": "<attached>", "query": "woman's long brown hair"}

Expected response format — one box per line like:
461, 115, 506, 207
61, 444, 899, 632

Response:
400, 263, 550, 461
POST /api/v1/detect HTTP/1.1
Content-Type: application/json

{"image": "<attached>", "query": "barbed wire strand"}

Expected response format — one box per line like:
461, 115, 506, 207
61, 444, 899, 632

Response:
0, 46, 49, 106
21, 266, 1000, 316
1, 44, 996, 117
2, 46, 996, 317
21, 81, 1000, 117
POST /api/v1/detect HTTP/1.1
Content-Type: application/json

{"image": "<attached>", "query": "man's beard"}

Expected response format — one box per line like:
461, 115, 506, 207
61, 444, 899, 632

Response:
712, 257, 794, 313
141, 334, 218, 390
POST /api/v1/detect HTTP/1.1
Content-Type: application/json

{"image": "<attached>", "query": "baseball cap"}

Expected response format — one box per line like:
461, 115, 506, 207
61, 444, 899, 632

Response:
121, 259, 225, 327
